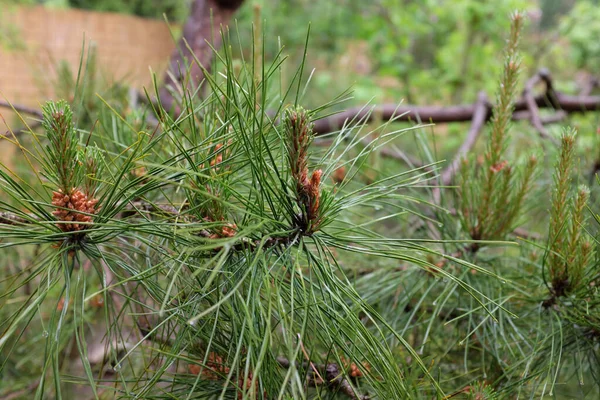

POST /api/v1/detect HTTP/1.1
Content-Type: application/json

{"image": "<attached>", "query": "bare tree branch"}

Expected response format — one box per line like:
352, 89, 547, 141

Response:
3, 121, 43, 138
522, 69, 559, 144
311, 73, 600, 135
2, 70, 596, 143
0, 100, 44, 119
512, 109, 567, 124
430, 92, 487, 205
440, 91, 489, 186
361, 138, 428, 168
381, 146, 427, 168
2, 70, 597, 181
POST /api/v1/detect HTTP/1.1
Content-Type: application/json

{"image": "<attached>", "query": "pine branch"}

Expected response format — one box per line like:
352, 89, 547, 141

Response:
133, 316, 370, 399
276, 356, 370, 400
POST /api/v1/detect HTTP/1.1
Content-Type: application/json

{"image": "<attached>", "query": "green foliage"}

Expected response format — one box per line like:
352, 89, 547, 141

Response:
560, 1, 600, 70
41, 100, 80, 193
0, 28, 452, 399
231, 0, 544, 106
547, 130, 593, 296
458, 12, 537, 244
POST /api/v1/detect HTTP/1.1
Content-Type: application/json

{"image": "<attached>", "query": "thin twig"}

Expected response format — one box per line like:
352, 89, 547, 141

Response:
430, 91, 488, 206
0, 100, 44, 118
3, 120, 43, 138
0, 212, 29, 225
1, 70, 597, 157
512, 227, 542, 241
512, 109, 567, 124
297, 333, 325, 386
441, 91, 489, 187
522, 69, 559, 144
315, 136, 427, 168
360, 137, 427, 168
276, 356, 369, 400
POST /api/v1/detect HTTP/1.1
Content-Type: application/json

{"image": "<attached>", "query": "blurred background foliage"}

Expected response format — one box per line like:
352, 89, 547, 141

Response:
2, 0, 599, 106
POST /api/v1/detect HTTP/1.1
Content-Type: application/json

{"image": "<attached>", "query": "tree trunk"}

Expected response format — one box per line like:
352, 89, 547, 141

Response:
158, 0, 245, 114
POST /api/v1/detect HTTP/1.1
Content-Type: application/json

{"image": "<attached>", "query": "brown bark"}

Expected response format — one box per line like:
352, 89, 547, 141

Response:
440, 91, 489, 186
312, 90, 600, 135
158, 0, 245, 114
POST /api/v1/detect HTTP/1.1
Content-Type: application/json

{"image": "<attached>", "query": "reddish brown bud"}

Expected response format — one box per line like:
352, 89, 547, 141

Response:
332, 166, 346, 183
490, 160, 508, 173
52, 188, 99, 232
310, 169, 322, 191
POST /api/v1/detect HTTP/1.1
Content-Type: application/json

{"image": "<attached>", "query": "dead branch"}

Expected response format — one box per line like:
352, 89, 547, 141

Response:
1, 70, 596, 144
512, 109, 567, 124
0, 100, 44, 119
311, 72, 600, 135
522, 69, 559, 144
317, 136, 427, 168
440, 91, 489, 187
431, 91, 487, 205
3, 121, 43, 138
361, 137, 427, 168
2, 70, 598, 188
380, 146, 427, 168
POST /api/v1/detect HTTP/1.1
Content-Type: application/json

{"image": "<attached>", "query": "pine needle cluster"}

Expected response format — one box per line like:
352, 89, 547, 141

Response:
284, 106, 324, 234
40, 100, 103, 236
546, 130, 594, 298
458, 12, 537, 245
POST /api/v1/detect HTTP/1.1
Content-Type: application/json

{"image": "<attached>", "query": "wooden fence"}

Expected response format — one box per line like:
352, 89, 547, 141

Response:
0, 5, 177, 166
0, 5, 176, 109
